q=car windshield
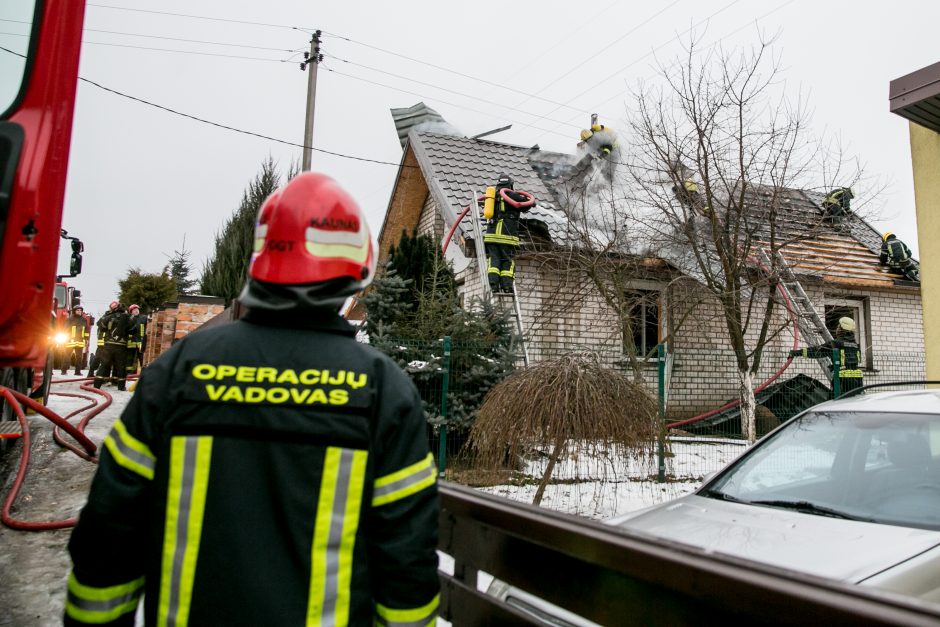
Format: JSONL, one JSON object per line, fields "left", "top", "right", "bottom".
{"left": 703, "top": 411, "right": 940, "bottom": 531}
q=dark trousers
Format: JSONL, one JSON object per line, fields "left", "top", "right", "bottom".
{"left": 486, "top": 242, "right": 517, "bottom": 293}
{"left": 64, "top": 346, "right": 86, "bottom": 374}
{"left": 94, "top": 344, "right": 127, "bottom": 389}
{"left": 834, "top": 376, "right": 863, "bottom": 399}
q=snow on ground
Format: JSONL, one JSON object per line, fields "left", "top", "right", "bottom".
{"left": 480, "top": 437, "right": 749, "bottom": 519}
{"left": 0, "top": 376, "right": 131, "bottom": 627}
{"left": 1, "top": 376, "right": 749, "bottom": 625}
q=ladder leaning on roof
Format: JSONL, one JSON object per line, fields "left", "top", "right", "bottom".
{"left": 448, "top": 192, "right": 529, "bottom": 367}
{"left": 755, "top": 247, "right": 833, "bottom": 378}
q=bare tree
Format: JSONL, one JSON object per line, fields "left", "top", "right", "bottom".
{"left": 623, "top": 36, "right": 863, "bottom": 441}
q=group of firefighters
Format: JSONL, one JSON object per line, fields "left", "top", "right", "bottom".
{"left": 56, "top": 301, "right": 148, "bottom": 390}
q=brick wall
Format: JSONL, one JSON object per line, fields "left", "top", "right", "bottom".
{"left": 414, "top": 195, "right": 926, "bottom": 420}
{"left": 142, "top": 297, "right": 225, "bottom": 365}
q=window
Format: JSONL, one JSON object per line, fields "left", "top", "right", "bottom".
{"left": 0, "top": 0, "right": 38, "bottom": 117}
{"left": 629, "top": 290, "right": 661, "bottom": 358}
{"left": 824, "top": 297, "right": 870, "bottom": 368}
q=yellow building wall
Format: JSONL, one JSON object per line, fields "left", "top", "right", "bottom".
{"left": 910, "top": 122, "right": 940, "bottom": 378}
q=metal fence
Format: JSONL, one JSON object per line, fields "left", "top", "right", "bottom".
{"left": 383, "top": 336, "right": 927, "bottom": 492}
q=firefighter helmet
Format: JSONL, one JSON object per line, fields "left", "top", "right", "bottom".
{"left": 882, "top": 231, "right": 894, "bottom": 242}
{"left": 495, "top": 173, "right": 514, "bottom": 190}
{"left": 128, "top": 304, "right": 140, "bottom": 314}
{"left": 838, "top": 317, "right": 856, "bottom": 333}
{"left": 72, "top": 305, "right": 83, "bottom": 314}
{"left": 249, "top": 172, "right": 375, "bottom": 291}
{"left": 109, "top": 300, "right": 119, "bottom": 311}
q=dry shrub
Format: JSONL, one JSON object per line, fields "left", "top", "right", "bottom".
{"left": 468, "top": 353, "right": 659, "bottom": 504}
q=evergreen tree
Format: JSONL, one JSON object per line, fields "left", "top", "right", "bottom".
{"left": 364, "top": 237, "right": 514, "bottom": 434}
{"left": 118, "top": 268, "right": 177, "bottom": 312}
{"left": 165, "top": 237, "right": 197, "bottom": 297}
{"left": 200, "top": 158, "right": 281, "bottom": 304}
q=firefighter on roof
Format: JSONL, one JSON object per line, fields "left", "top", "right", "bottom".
{"left": 483, "top": 173, "right": 536, "bottom": 294}
{"left": 66, "top": 172, "right": 440, "bottom": 627}
{"left": 880, "top": 231, "right": 920, "bottom": 282}
{"left": 821, "top": 187, "right": 854, "bottom": 223}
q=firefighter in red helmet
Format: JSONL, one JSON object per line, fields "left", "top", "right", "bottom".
{"left": 66, "top": 173, "right": 439, "bottom": 626}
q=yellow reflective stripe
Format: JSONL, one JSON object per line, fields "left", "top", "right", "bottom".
{"left": 158, "top": 436, "right": 213, "bottom": 627}
{"left": 372, "top": 453, "right": 436, "bottom": 507}
{"left": 65, "top": 573, "right": 144, "bottom": 624}
{"left": 104, "top": 419, "right": 156, "bottom": 480}
{"left": 376, "top": 594, "right": 440, "bottom": 627}
{"left": 336, "top": 450, "right": 367, "bottom": 625}
{"left": 307, "top": 447, "right": 368, "bottom": 626}
{"left": 307, "top": 448, "right": 340, "bottom": 626}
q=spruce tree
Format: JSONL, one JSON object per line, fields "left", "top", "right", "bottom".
{"left": 200, "top": 158, "right": 280, "bottom": 304}
{"left": 165, "top": 237, "right": 197, "bottom": 297}
{"left": 364, "top": 234, "right": 514, "bottom": 434}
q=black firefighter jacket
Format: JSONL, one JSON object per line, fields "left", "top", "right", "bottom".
{"left": 483, "top": 189, "right": 533, "bottom": 247}
{"left": 66, "top": 308, "right": 440, "bottom": 626}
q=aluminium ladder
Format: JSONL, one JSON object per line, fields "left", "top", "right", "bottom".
{"left": 756, "top": 247, "right": 833, "bottom": 377}
{"left": 466, "top": 192, "right": 530, "bottom": 367}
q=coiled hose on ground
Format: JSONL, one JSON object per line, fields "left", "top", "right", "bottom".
{"left": 0, "top": 376, "right": 122, "bottom": 530}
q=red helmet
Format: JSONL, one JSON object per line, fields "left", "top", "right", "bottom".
{"left": 249, "top": 172, "right": 375, "bottom": 289}
{"left": 128, "top": 304, "right": 140, "bottom": 313}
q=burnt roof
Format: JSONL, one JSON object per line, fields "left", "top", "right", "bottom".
{"left": 401, "top": 131, "right": 915, "bottom": 291}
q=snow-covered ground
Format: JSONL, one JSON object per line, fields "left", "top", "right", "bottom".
{"left": 479, "top": 437, "right": 749, "bottom": 519}
{"left": 0, "top": 378, "right": 747, "bottom": 625}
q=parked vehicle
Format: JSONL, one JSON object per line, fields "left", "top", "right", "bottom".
{"left": 612, "top": 388, "right": 940, "bottom": 602}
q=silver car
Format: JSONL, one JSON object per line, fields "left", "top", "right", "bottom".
{"left": 611, "top": 389, "right": 940, "bottom": 602}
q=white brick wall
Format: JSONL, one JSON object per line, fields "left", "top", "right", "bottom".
{"left": 414, "top": 202, "right": 925, "bottom": 420}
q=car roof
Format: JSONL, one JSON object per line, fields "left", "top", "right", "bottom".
{"left": 809, "top": 388, "right": 940, "bottom": 415}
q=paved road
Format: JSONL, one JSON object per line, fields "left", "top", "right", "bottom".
{"left": 0, "top": 379, "right": 131, "bottom": 627}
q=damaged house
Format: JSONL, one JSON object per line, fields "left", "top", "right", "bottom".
{"left": 371, "top": 103, "right": 925, "bottom": 428}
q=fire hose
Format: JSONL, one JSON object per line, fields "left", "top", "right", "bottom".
{"left": 0, "top": 376, "right": 123, "bottom": 531}
{"left": 665, "top": 255, "right": 801, "bottom": 430}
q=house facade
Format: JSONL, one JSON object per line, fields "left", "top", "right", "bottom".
{"left": 373, "top": 108, "right": 924, "bottom": 424}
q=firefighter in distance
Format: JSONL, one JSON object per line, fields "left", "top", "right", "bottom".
{"left": 66, "top": 172, "right": 440, "bottom": 627}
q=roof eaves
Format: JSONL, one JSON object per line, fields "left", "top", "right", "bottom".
{"left": 407, "top": 129, "right": 465, "bottom": 232}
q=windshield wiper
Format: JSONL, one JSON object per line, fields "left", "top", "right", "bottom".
{"left": 748, "top": 500, "right": 873, "bottom": 521}
{"left": 700, "top": 489, "right": 751, "bottom": 504}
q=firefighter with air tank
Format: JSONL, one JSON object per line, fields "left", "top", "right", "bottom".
{"left": 65, "top": 173, "right": 440, "bottom": 626}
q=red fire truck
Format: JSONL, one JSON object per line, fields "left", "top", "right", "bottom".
{"left": 0, "top": 0, "right": 86, "bottom": 421}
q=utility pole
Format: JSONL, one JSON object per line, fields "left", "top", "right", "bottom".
{"left": 301, "top": 30, "right": 322, "bottom": 172}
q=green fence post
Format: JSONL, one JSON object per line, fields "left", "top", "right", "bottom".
{"left": 831, "top": 347, "right": 841, "bottom": 399}
{"left": 657, "top": 343, "right": 666, "bottom": 483}
{"left": 438, "top": 336, "right": 452, "bottom": 477}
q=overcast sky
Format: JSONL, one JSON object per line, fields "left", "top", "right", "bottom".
{"left": 4, "top": 1, "right": 939, "bottom": 314}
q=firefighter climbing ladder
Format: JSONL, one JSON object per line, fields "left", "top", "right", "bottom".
{"left": 466, "top": 192, "right": 530, "bottom": 367}
{"left": 756, "top": 247, "right": 833, "bottom": 376}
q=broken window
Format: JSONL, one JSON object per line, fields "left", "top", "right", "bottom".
{"left": 629, "top": 290, "right": 661, "bottom": 358}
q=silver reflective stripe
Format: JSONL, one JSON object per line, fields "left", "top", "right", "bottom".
{"left": 67, "top": 589, "right": 140, "bottom": 613}
{"left": 372, "top": 465, "right": 435, "bottom": 505}
{"left": 166, "top": 438, "right": 198, "bottom": 625}
{"left": 159, "top": 436, "right": 212, "bottom": 627}
{"left": 321, "top": 448, "right": 354, "bottom": 624}
{"left": 307, "top": 447, "right": 367, "bottom": 625}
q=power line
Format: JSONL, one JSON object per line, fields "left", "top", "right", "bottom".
{"left": 527, "top": 0, "right": 745, "bottom": 139}
{"left": 324, "top": 54, "right": 581, "bottom": 130}
{"left": 509, "top": 0, "right": 684, "bottom": 111}
{"left": 0, "top": 18, "right": 300, "bottom": 52}
{"left": 86, "top": 3, "right": 305, "bottom": 31}
{"left": 319, "top": 29, "right": 594, "bottom": 115}
{"left": 0, "top": 44, "right": 416, "bottom": 169}
{"left": 319, "top": 63, "right": 576, "bottom": 142}
{"left": 0, "top": 32, "right": 298, "bottom": 63}
{"left": 0, "top": 32, "right": 298, "bottom": 62}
